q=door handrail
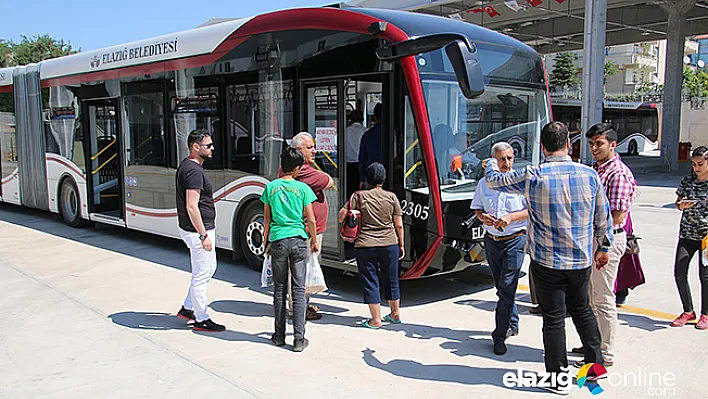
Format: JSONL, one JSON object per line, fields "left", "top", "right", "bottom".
{"left": 92, "top": 153, "right": 117, "bottom": 175}
{"left": 90, "top": 139, "right": 116, "bottom": 161}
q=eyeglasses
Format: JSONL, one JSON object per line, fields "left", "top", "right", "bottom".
{"left": 200, "top": 143, "right": 215, "bottom": 149}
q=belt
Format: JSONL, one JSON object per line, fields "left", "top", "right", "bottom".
{"left": 486, "top": 230, "right": 526, "bottom": 242}
{"left": 613, "top": 227, "right": 624, "bottom": 234}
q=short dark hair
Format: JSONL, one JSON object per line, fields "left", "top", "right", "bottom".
{"left": 280, "top": 147, "right": 304, "bottom": 173}
{"left": 373, "top": 103, "right": 382, "bottom": 120}
{"left": 541, "top": 121, "right": 569, "bottom": 152}
{"left": 350, "top": 109, "right": 364, "bottom": 124}
{"left": 187, "top": 129, "right": 211, "bottom": 149}
{"left": 585, "top": 123, "right": 618, "bottom": 142}
{"left": 366, "top": 162, "right": 386, "bottom": 186}
{"left": 692, "top": 145, "right": 708, "bottom": 159}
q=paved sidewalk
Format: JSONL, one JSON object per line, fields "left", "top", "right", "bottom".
{"left": 0, "top": 192, "right": 705, "bottom": 398}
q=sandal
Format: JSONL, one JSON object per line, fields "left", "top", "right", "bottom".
{"left": 306, "top": 307, "right": 322, "bottom": 320}
{"left": 383, "top": 314, "right": 402, "bottom": 324}
{"left": 308, "top": 305, "right": 320, "bottom": 313}
{"left": 360, "top": 319, "right": 381, "bottom": 329}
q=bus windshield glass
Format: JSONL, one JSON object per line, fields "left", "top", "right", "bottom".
{"left": 417, "top": 45, "right": 549, "bottom": 196}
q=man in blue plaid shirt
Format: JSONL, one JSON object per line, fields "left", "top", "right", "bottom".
{"left": 484, "top": 121, "right": 613, "bottom": 386}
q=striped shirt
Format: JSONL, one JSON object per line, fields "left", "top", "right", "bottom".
{"left": 593, "top": 154, "right": 636, "bottom": 229}
{"left": 485, "top": 155, "right": 613, "bottom": 270}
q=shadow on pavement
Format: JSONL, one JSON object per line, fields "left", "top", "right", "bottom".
{"left": 618, "top": 312, "right": 669, "bottom": 332}
{"left": 0, "top": 203, "right": 496, "bottom": 308}
{"left": 361, "top": 348, "right": 542, "bottom": 392}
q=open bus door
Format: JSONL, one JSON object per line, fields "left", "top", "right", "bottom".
{"left": 82, "top": 98, "right": 125, "bottom": 226}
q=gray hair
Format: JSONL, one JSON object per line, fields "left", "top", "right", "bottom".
{"left": 291, "top": 132, "right": 314, "bottom": 148}
{"left": 491, "top": 141, "right": 513, "bottom": 157}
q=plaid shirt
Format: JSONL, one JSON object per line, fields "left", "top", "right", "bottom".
{"left": 593, "top": 154, "right": 636, "bottom": 229}
{"left": 485, "top": 155, "right": 613, "bottom": 270}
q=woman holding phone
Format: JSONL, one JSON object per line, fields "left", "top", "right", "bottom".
{"left": 671, "top": 146, "right": 708, "bottom": 329}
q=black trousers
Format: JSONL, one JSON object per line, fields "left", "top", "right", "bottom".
{"left": 674, "top": 238, "right": 708, "bottom": 315}
{"left": 346, "top": 162, "right": 360, "bottom": 200}
{"left": 531, "top": 260, "right": 603, "bottom": 373}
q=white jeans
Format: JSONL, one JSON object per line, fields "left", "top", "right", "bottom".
{"left": 590, "top": 232, "right": 627, "bottom": 363}
{"left": 180, "top": 228, "right": 217, "bottom": 322}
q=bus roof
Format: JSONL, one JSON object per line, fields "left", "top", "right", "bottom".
{"left": 3, "top": 7, "right": 539, "bottom": 84}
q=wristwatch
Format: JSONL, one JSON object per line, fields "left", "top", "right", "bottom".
{"left": 199, "top": 234, "right": 208, "bottom": 242}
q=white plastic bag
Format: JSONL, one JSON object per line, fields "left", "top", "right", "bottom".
{"left": 305, "top": 249, "right": 327, "bottom": 294}
{"left": 261, "top": 254, "right": 273, "bottom": 288}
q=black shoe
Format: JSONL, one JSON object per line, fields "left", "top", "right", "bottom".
{"left": 193, "top": 319, "right": 225, "bottom": 332}
{"left": 574, "top": 359, "right": 612, "bottom": 369}
{"left": 570, "top": 346, "right": 585, "bottom": 355}
{"left": 270, "top": 333, "right": 285, "bottom": 347}
{"left": 293, "top": 338, "right": 309, "bottom": 352}
{"left": 540, "top": 384, "right": 570, "bottom": 396}
{"left": 177, "top": 306, "right": 195, "bottom": 321}
{"left": 529, "top": 305, "right": 542, "bottom": 315}
{"left": 493, "top": 338, "right": 507, "bottom": 355}
{"left": 506, "top": 327, "right": 519, "bottom": 339}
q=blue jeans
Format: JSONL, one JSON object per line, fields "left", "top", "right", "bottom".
{"left": 355, "top": 245, "right": 400, "bottom": 304}
{"left": 271, "top": 237, "right": 308, "bottom": 340}
{"left": 484, "top": 234, "right": 526, "bottom": 341}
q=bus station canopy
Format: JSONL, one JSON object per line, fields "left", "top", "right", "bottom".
{"left": 347, "top": 0, "right": 708, "bottom": 54}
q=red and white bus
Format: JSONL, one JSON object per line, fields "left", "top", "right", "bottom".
{"left": 0, "top": 6, "right": 550, "bottom": 278}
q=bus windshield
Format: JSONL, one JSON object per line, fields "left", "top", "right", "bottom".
{"left": 417, "top": 47, "right": 549, "bottom": 196}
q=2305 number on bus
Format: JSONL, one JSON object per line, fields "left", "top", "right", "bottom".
{"left": 401, "top": 200, "right": 429, "bottom": 220}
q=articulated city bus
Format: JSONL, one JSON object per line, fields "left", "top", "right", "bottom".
{"left": 551, "top": 98, "right": 660, "bottom": 158}
{"left": 0, "top": 7, "right": 549, "bottom": 278}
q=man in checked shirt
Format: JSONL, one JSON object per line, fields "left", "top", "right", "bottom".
{"left": 484, "top": 121, "right": 613, "bottom": 394}
{"left": 570, "top": 123, "right": 636, "bottom": 368}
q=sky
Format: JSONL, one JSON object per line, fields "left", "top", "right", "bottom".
{"left": 1, "top": 0, "right": 332, "bottom": 52}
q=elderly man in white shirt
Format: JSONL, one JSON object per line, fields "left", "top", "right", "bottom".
{"left": 471, "top": 141, "right": 529, "bottom": 356}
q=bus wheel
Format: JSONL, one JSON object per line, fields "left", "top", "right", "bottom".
{"left": 628, "top": 139, "right": 638, "bottom": 156}
{"left": 239, "top": 201, "right": 265, "bottom": 270}
{"left": 59, "top": 179, "right": 84, "bottom": 227}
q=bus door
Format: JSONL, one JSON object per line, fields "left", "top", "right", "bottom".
{"left": 301, "top": 75, "right": 390, "bottom": 262}
{"left": 82, "top": 98, "right": 125, "bottom": 225}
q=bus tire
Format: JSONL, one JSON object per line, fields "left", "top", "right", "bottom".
{"left": 628, "top": 139, "right": 638, "bottom": 156}
{"left": 239, "top": 201, "right": 265, "bottom": 270}
{"left": 59, "top": 179, "right": 86, "bottom": 227}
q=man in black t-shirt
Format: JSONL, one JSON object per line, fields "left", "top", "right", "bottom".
{"left": 175, "top": 129, "right": 225, "bottom": 332}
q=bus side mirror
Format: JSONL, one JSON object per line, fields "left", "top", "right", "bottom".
{"left": 375, "top": 34, "right": 485, "bottom": 100}
{"left": 445, "top": 40, "right": 485, "bottom": 99}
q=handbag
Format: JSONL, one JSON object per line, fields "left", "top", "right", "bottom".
{"left": 340, "top": 191, "right": 361, "bottom": 243}
{"left": 625, "top": 234, "right": 641, "bottom": 256}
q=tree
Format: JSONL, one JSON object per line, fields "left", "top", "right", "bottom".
{"left": 683, "top": 66, "right": 708, "bottom": 98}
{"left": 10, "top": 34, "right": 77, "bottom": 66}
{"left": 0, "top": 39, "right": 11, "bottom": 68}
{"left": 604, "top": 60, "right": 619, "bottom": 85}
{"left": 550, "top": 52, "right": 579, "bottom": 91}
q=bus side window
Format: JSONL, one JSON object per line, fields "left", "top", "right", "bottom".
{"left": 124, "top": 80, "right": 167, "bottom": 167}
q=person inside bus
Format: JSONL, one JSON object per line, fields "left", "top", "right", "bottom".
{"left": 261, "top": 147, "right": 319, "bottom": 352}
{"left": 338, "top": 162, "right": 404, "bottom": 329}
{"left": 290, "top": 132, "right": 334, "bottom": 320}
{"left": 358, "top": 103, "right": 383, "bottom": 189}
{"left": 470, "top": 141, "right": 528, "bottom": 355}
{"left": 346, "top": 109, "right": 366, "bottom": 198}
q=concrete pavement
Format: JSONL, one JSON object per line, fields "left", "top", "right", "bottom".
{"left": 0, "top": 163, "right": 706, "bottom": 398}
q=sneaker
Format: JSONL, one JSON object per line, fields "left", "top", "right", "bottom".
{"left": 506, "top": 327, "right": 519, "bottom": 339}
{"left": 573, "top": 360, "right": 613, "bottom": 369}
{"left": 670, "top": 312, "right": 696, "bottom": 327}
{"left": 493, "top": 338, "right": 507, "bottom": 355}
{"left": 177, "top": 306, "right": 195, "bottom": 321}
{"left": 193, "top": 319, "right": 226, "bottom": 332}
{"left": 293, "top": 338, "right": 309, "bottom": 352}
{"left": 540, "top": 384, "right": 570, "bottom": 396}
{"left": 696, "top": 315, "right": 708, "bottom": 330}
{"left": 270, "top": 333, "right": 285, "bottom": 347}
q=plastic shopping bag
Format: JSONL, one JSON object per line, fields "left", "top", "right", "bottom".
{"left": 261, "top": 254, "right": 273, "bottom": 288}
{"left": 305, "top": 249, "right": 328, "bottom": 295}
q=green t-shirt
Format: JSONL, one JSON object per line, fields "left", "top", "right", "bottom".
{"left": 260, "top": 178, "right": 317, "bottom": 242}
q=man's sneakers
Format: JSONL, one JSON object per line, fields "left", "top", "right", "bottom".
{"left": 506, "top": 327, "right": 519, "bottom": 339}
{"left": 193, "top": 319, "right": 226, "bottom": 332}
{"left": 270, "top": 333, "right": 286, "bottom": 347}
{"left": 293, "top": 338, "right": 309, "bottom": 352}
{"left": 177, "top": 306, "right": 195, "bottom": 321}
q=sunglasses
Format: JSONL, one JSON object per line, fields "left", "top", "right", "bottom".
{"left": 200, "top": 143, "right": 215, "bottom": 149}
